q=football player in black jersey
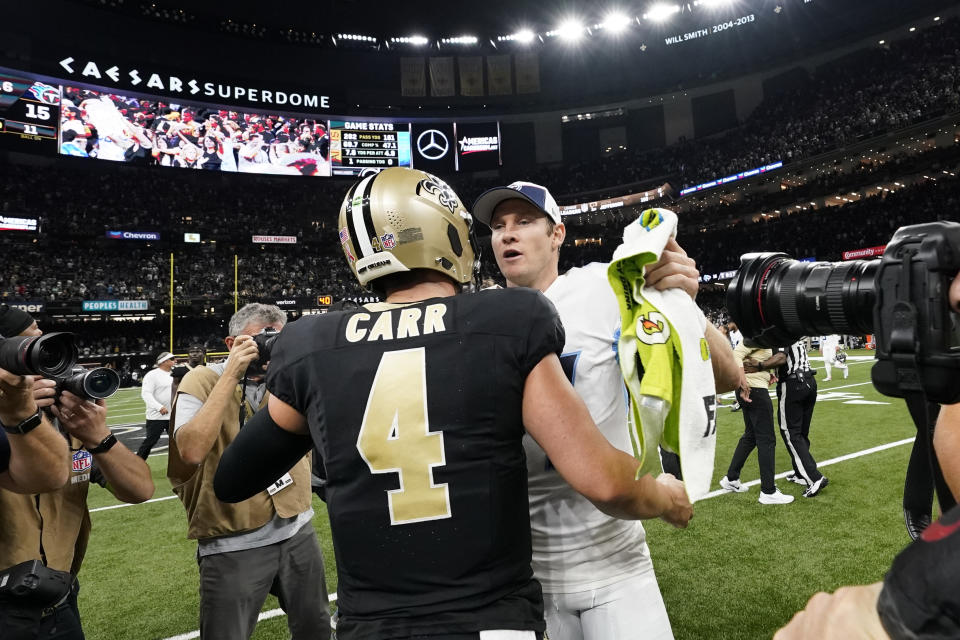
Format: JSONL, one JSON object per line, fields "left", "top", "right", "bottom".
{"left": 215, "top": 167, "right": 693, "bottom": 640}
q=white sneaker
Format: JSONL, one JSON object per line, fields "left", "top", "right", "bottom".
{"left": 759, "top": 488, "right": 794, "bottom": 505}
{"left": 720, "top": 476, "right": 748, "bottom": 493}
{"left": 823, "top": 377, "right": 832, "bottom": 382}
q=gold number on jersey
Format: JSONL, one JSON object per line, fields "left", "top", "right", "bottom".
{"left": 356, "top": 347, "right": 451, "bottom": 525}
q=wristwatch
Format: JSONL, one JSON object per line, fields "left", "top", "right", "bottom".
{"left": 0, "top": 409, "right": 43, "bottom": 435}
{"left": 88, "top": 433, "right": 118, "bottom": 455}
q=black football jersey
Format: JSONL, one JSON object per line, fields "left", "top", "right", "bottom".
{"left": 267, "top": 287, "right": 564, "bottom": 638}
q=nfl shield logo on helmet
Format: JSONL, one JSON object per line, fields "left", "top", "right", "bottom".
{"left": 381, "top": 233, "right": 397, "bottom": 250}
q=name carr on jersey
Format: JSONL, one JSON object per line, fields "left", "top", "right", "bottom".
{"left": 345, "top": 303, "right": 450, "bottom": 343}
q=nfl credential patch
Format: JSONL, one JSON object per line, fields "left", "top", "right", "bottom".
{"left": 73, "top": 449, "right": 92, "bottom": 473}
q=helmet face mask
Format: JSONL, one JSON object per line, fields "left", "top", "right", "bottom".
{"left": 337, "top": 168, "right": 480, "bottom": 292}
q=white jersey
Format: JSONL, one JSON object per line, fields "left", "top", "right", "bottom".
{"left": 526, "top": 263, "right": 651, "bottom": 594}
{"left": 820, "top": 335, "right": 840, "bottom": 361}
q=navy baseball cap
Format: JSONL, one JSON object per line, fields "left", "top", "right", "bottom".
{"left": 472, "top": 181, "right": 562, "bottom": 228}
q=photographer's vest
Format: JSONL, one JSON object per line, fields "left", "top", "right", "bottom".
{"left": 0, "top": 436, "right": 91, "bottom": 574}
{"left": 167, "top": 366, "right": 311, "bottom": 541}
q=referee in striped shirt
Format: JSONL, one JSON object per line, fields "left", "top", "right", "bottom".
{"left": 747, "top": 340, "right": 828, "bottom": 497}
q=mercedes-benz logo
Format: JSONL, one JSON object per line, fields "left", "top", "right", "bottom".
{"left": 417, "top": 129, "right": 449, "bottom": 161}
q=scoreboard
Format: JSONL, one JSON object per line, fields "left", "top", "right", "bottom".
{"left": 0, "top": 64, "right": 502, "bottom": 177}
{"left": 0, "top": 71, "right": 59, "bottom": 154}
{"left": 328, "top": 120, "right": 411, "bottom": 177}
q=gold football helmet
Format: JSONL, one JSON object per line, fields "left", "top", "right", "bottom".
{"left": 337, "top": 167, "right": 479, "bottom": 289}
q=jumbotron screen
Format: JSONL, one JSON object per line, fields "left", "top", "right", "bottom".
{"left": 0, "top": 64, "right": 499, "bottom": 178}
{"left": 0, "top": 72, "right": 60, "bottom": 154}
{"left": 327, "top": 120, "right": 411, "bottom": 177}
{"left": 59, "top": 86, "right": 332, "bottom": 176}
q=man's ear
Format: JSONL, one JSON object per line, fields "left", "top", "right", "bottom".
{"left": 552, "top": 222, "right": 566, "bottom": 251}
{"left": 224, "top": 336, "right": 235, "bottom": 350}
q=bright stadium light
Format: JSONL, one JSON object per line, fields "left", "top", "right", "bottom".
{"left": 551, "top": 19, "right": 585, "bottom": 41}
{"left": 644, "top": 3, "right": 681, "bottom": 21}
{"left": 694, "top": 0, "right": 735, "bottom": 7}
{"left": 441, "top": 35, "right": 479, "bottom": 45}
{"left": 601, "top": 11, "right": 632, "bottom": 33}
{"left": 391, "top": 35, "right": 429, "bottom": 45}
{"left": 515, "top": 28, "right": 536, "bottom": 43}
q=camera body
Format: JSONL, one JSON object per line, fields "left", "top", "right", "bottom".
{"left": 727, "top": 221, "right": 960, "bottom": 403}
{"left": 246, "top": 327, "right": 279, "bottom": 377}
{"left": 869, "top": 222, "right": 960, "bottom": 403}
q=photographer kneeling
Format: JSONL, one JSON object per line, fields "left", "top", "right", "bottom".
{"left": 0, "top": 306, "right": 154, "bottom": 639}
{"left": 775, "top": 269, "right": 960, "bottom": 640}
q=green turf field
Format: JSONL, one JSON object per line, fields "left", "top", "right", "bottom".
{"left": 80, "top": 351, "right": 919, "bottom": 639}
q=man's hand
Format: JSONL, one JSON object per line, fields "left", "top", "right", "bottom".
{"left": 644, "top": 237, "right": 700, "bottom": 300}
{"left": 774, "top": 583, "right": 888, "bottom": 640}
{"left": 51, "top": 391, "right": 111, "bottom": 450}
{"left": 657, "top": 473, "right": 694, "bottom": 528}
{"left": 32, "top": 377, "right": 57, "bottom": 410}
{"left": 223, "top": 335, "right": 260, "bottom": 382}
{"left": 737, "top": 371, "right": 753, "bottom": 403}
{"left": 159, "top": 407, "right": 169, "bottom": 416}
{"left": 0, "top": 368, "right": 40, "bottom": 424}
{"left": 742, "top": 358, "right": 762, "bottom": 374}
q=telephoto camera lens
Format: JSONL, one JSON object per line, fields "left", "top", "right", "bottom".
{"left": 0, "top": 333, "right": 78, "bottom": 377}
{"left": 60, "top": 367, "right": 121, "bottom": 399}
{"left": 726, "top": 253, "right": 878, "bottom": 347}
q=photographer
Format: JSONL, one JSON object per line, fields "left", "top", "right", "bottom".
{"left": 0, "top": 367, "right": 69, "bottom": 494}
{"left": 167, "top": 303, "right": 328, "bottom": 640}
{"left": 775, "top": 270, "right": 960, "bottom": 639}
{"left": 0, "top": 307, "right": 154, "bottom": 639}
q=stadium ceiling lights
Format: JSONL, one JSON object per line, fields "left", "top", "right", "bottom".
{"left": 497, "top": 28, "right": 537, "bottom": 43}
{"left": 644, "top": 3, "right": 681, "bottom": 22}
{"left": 338, "top": 33, "right": 377, "bottom": 42}
{"left": 693, "top": 0, "right": 735, "bottom": 7}
{"left": 440, "top": 35, "right": 479, "bottom": 45}
{"left": 547, "top": 19, "right": 587, "bottom": 41}
{"left": 598, "top": 11, "right": 633, "bottom": 33}
{"left": 391, "top": 35, "right": 430, "bottom": 45}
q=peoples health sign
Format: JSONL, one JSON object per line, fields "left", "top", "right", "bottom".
{"left": 82, "top": 300, "right": 149, "bottom": 312}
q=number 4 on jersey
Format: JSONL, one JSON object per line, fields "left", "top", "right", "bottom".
{"left": 356, "top": 347, "right": 452, "bottom": 525}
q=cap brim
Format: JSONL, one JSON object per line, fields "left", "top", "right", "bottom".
{"left": 157, "top": 354, "right": 175, "bottom": 364}
{"left": 472, "top": 187, "right": 556, "bottom": 228}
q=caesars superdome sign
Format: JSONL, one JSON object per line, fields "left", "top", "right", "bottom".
{"left": 54, "top": 55, "right": 332, "bottom": 111}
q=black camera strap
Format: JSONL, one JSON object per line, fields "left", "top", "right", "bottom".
{"left": 902, "top": 395, "right": 956, "bottom": 540}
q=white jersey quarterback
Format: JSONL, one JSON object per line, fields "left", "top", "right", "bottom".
{"left": 525, "top": 263, "right": 653, "bottom": 593}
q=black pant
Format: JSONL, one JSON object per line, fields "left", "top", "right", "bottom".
{"left": 0, "top": 576, "right": 84, "bottom": 639}
{"left": 136, "top": 419, "right": 168, "bottom": 459}
{"left": 726, "top": 387, "right": 777, "bottom": 493}
{"left": 777, "top": 375, "right": 823, "bottom": 484}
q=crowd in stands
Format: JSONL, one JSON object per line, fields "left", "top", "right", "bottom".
{"left": 1, "top": 18, "right": 958, "bottom": 357}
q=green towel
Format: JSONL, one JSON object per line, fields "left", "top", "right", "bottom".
{"left": 608, "top": 208, "right": 718, "bottom": 501}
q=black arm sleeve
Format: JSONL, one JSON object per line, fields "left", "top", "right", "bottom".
{"left": 214, "top": 406, "right": 313, "bottom": 503}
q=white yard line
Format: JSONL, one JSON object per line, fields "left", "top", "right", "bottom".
{"left": 700, "top": 436, "right": 915, "bottom": 500}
